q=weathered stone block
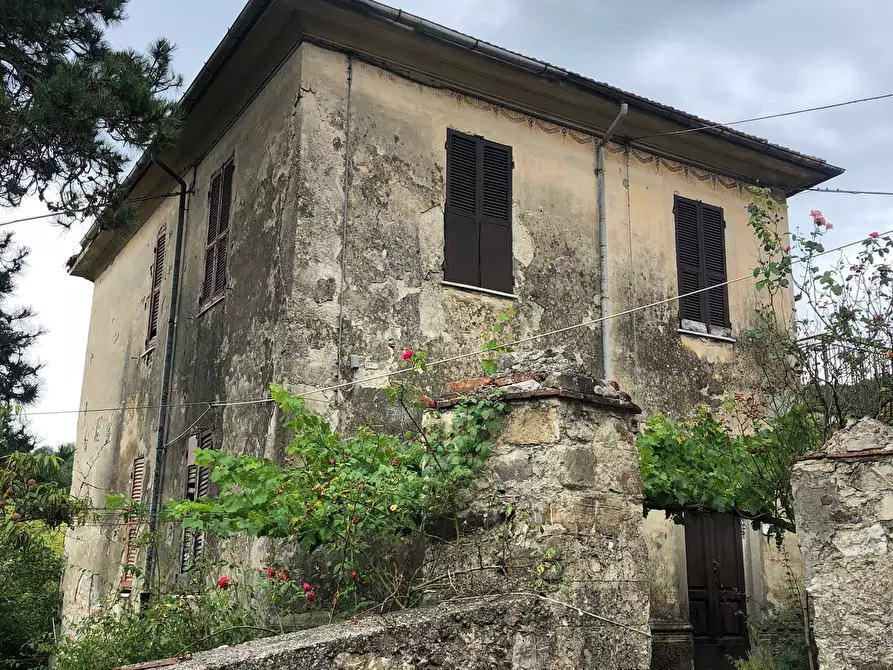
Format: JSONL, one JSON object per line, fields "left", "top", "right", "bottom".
{"left": 502, "top": 404, "right": 559, "bottom": 445}
{"left": 792, "top": 419, "right": 893, "bottom": 670}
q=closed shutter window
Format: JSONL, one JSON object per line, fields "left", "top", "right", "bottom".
{"left": 444, "top": 129, "right": 513, "bottom": 293}
{"left": 146, "top": 231, "right": 165, "bottom": 345}
{"left": 201, "top": 160, "right": 234, "bottom": 305}
{"left": 120, "top": 456, "right": 146, "bottom": 590}
{"left": 180, "top": 431, "right": 213, "bottom": 573}
{"left": 674, "top": 195, "right": 730, "bottom": 330}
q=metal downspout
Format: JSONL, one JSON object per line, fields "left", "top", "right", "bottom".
{"left": 144, "top": 160, "right": 188, "bottom": 594}
{"left": 597, "top": 103, "right": 628, "bottom": 380}
{"left": 335, "top": 57, "right": 353, "bottom": 382}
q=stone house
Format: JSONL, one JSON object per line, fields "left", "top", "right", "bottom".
{"left": 62, "top": 1, "right": 843, "bottom": 669}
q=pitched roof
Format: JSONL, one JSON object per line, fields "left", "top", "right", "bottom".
{"left": 70, "top": 0, "right": 844, "bottom": 279}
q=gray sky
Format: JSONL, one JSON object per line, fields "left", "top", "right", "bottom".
{"left": 11, "top": 0, "right": 893, "bottom": 445}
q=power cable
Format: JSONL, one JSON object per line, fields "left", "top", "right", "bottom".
{"left": 0, "top": 191, "right": 190, "bottom": 227}
{"left": 22, "top": 228, "right": 893, "bottom": 418}
{"left": 634, "top": 91, "right": 893, "bottom": 140}
{"left": 802, "top": 187, "right": 893, "bottom": 197}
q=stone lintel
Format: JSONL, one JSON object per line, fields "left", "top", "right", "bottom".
{"left": 439, "top": 375, "right": 641, "bottom": 414}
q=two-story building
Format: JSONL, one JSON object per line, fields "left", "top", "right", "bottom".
{"left": 62, "top": 2, "right": 843, "bottom": 669}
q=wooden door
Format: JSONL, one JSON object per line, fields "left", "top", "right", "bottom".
{"left": 685, "top": 513, "right": 749, "bottom": 669}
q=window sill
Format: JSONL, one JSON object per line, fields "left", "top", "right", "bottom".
{"left": 678, "top": 329, "right": 736, "bottom": 344}
{"left": 441, "top": 280, "right": 518, "bottom": 300}
{"left": 197, "top": 294, "right": 225, "bottom": 318}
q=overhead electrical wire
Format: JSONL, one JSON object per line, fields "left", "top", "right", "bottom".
{"left": 21, "top": 227, "right": 893, "bottom": 420}
{"left": 634, "top": 91, "right": 893, "bottom": 140}
{"left": 0, "top": 191, "right": 190, "bottom": 227}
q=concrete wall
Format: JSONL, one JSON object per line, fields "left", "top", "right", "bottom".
{"left": 64, "top": 39, "right": 795, "bottom": 642}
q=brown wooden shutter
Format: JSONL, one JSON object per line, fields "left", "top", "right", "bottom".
{"left": 180, "top": 432, "right": 213, "bottom": 572}
{"left": 215, "top": 163, "right": 234, "bottom": 295}
{"left": 480, "top": 141, "right": 512, "bottom": 293}
{"left": 121, "top": 456, "right": 146, "bottom": 590}
{"left": 674, "top": 196, "right": 729, "bottom": 329}
{"left": 444, "top": 130, "right": 513, "bottom": 292}
{"left": 444, "top": 130, "right": 480, "bottom": 286}
{"left": 202, "top": 171, "right": 222, "bottom": 304}
{"left": 147, "top": 232, "right": 165, "bottom": 344}
{"left": 201, "top": 160, "right": 233, "bottom": 305}
{"left": 675, "top": 197, "right": 704, "bottom": 323}
{"left": 701, "top": 204, "right": 729, "bottom": 328}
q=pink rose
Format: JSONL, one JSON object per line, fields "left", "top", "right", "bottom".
{"left": 870, "top": 232, "right": 880, "bottom": 239}
{"left": 391, "top": 458, "right": 398, "bottom": 467}
{"left": 401, "top": 349, "right": 413, "bottom": 361}
{"left": 303, "top": 582, "right": 312, "bottom": 591}
{"left": 825, "top": 223, "right": 833, "bottom": 230}
{"left": 784, "top": 245, "right": 791, "bottom": 253}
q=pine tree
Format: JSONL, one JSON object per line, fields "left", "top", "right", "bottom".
{"left": 0, "top": 0, "right": 182, "bottom": 227}
{"left": 0, "top": 232, "right": 41, "bottom": 456}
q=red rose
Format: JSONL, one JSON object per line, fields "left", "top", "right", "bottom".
{"left": 217, "top": 576, "right": 230, "bottom": 589}
{"left": 303, "top": 582, "right": 312, "bottom": 591}
{"left": 350, "top": 570, "right": 357, "bottom": 580}
{"left": 306, "top": 591, "right": 316, "bottom": 601}
{"left": 391, "top": 458, "right": 398, "bottom": 467}
{"left": 26, "top": 479, "right": 36, "bottom": 488}
{"left": 401, "top": 349, "right": 413, "bottom": 361}
{"left": 353, "top": 515, "right": 360, "bottom": 525}
{"left": 266, "top": 567, "right": 276, "bottom": 579}
{"left": 278, "top": 571, "right": 288, "bottom": 582}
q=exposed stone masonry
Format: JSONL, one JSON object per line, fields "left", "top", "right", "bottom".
{"left": 165, "top": 354, "right": 651, "bottom": 670}
{"left": 791, "top": 418, "right": 893, "bottom": 670}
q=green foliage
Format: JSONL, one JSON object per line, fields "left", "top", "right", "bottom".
{"left": 637, "top": 399, "right": 819, "bottom": 535}
{"left": 0, "top": 528, "right": 63, "bottom": 669}
{"left": 167, "top": 352, "right": 509, "bottom": 609}
{"left": 49, "top": 565, "right": 307, "bottom": 670}
{"left": 747, "top": 191, "right": 893, "bottom": 438}
{"left": 480, "top": 308, "right": 516, "bottom": 376}
{"left": 641, "top": 195, "right": 893, "bottom": 533}
{"left": 0, "top": 0, "right": 183, "bottom": 227}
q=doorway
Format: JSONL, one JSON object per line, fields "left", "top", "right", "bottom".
{"left": 685, "top": 513, "right": 749, "bottom": 669}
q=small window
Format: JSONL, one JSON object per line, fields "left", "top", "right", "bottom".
{"left": 146, "top": 230, "right": 165, "bottom": 345}
{"left": 444, "top": 129, "right": 513, "bottom": 294}
{"left": 201, "top": 160, "right": 234, "bottom": 306}
{"left": 674, "top": 195, "right": 730, "bottom": 332}
{"left": 179, "top": 431, "right": 212, "bottom": 573}
{"left": 120, "top": 456, "right": 146, "bottom": 590}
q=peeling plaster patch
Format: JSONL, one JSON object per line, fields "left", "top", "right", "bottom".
{"left": 832, "top": 523, "right": 887, "bottom": 557}
{"left": 419, "top": 284, "right": 449, "bottom": 342}
{"left": 514, "top": 220, "right": 535, "bottom": 267}
{"left": 679, "top": 335, "right": 735, "bottom": 364}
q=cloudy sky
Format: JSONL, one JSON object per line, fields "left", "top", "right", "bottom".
{"left": 10, "top": 0, "right": 893, "bottom": 446}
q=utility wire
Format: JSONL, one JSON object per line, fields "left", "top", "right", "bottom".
{"left": 634, "top": 91, "right": 893, "bottom": 140}
{"left": 802, "top": 187, "right": 893, "bottom": 197}
{"left": 21, "top": 228, "right": 893, "bottom": 419}
{"left": 0, "top": 191, "right": 190, "bottom": 227}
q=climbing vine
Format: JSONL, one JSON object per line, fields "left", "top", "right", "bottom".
{"left": 638, "top": 191, "right": 893, "bottom": 536}
{"left": 167, "top": 349, "right": 510, "bottom": 611}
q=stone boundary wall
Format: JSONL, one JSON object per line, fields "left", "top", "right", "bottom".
{"left": 129, "top": 352, "right": 652, "bottom": 670}
{"left": 791, "top": 418, "right": 893, "bottom": 670}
